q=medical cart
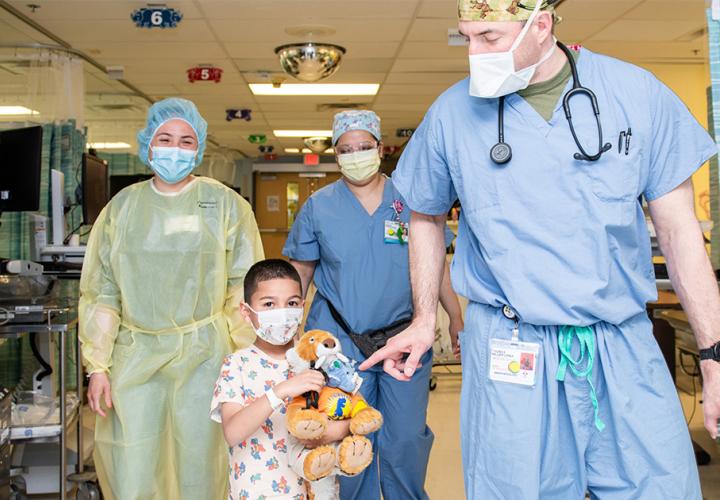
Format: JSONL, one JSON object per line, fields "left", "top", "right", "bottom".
{"left": 0, "top": 305, "right": 96, "bottom": 499}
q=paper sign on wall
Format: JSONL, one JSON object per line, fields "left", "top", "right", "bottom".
{"left": 267, "top": 195, "right": 280, "bottom": 212}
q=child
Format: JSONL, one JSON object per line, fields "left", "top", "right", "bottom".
{"left": 210, "top": 259, "right": 349, "bottom": 499}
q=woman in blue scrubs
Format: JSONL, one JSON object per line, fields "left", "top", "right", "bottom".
{"left": 283, "top": 110, "right": 463, "bottom": 500}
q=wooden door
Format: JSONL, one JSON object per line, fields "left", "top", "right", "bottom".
{"left": 254, "top": 171, "right": 342, "bottom": 259}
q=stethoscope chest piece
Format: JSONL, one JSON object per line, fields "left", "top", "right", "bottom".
{"left": 490, "top": 142, "right": 512, "bottom": 164}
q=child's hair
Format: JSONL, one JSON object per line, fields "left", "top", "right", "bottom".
{"left": 244, "top": 259, "right": 302, "bottom": 302}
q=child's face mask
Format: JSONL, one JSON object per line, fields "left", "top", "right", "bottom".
{"left": 246, "top": 305, "right": 303, "bottom": 345}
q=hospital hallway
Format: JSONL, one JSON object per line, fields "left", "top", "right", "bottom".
{"left": 3, "top": 0, "right": 720, "bottom": 497}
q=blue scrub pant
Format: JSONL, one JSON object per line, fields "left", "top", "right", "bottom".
{"left": 461, "top": 302, "right": 701, "bottom": 500}
{"left": 339, "top": 349, "right": 434, "bottom": 500}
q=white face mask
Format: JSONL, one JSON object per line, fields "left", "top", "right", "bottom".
{"left": 246, "top": 306, "right": 303, "bottom": 346}
{"left": 337, "top": 149, "right": 381, "bottom": 183}
{"left": 468, "top": 1, "right": 555, "bottom": 98}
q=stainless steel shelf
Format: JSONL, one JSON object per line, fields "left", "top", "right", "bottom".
{"left": 0, "top": 306, "right": 83, "bottom": 500}
{"left": 10, "top": 399, "right": 80, "bottom": 444}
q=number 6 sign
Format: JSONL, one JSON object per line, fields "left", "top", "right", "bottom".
{"left": 131, "top": 7, "right": 183, "bottom": 28}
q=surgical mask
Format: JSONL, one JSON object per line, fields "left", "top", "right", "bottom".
{"left": 247, "top": 306, "right": 303, "bottom": 345}
{"left": 337, "top": 149, "right": 381, "bottom": 183}
{"left": 468, "top": 1, "right": 554, "bottom": 98}
{"left": 150, "top": 146, "right": 197, "bottom": 184}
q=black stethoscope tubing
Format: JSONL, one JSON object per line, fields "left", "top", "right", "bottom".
{"left": 490, "top": 41, "right": 613, "bottom": 165}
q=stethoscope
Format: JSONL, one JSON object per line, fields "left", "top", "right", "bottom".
{"left": 490, "top": 41, "right": 613, "bottom": 165}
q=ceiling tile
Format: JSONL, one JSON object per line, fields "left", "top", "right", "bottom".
{"left": 378, "top": 83, "right": 449, "bottom": 96}
{"left": 384, "top": 71, "right": 466, "bottom": 85}
{"left": 253, "top": 94, "right": 375, "bottom": 106}
{"left": 622, "top": 1, "right": 707, "bottom": 21}
{"left": 0, "top": 11, "right": 55, "bottom": 43}
{"left": 32, "top": 19, "right": 216, "bottom": 43}
{"left": 209, "top": 18, "right": 410, "bottom": 43}
{"left": 588, "top": 20, "right": 704, "bottom": 42}
{"left": 200, "top": 0, "right": 417, "bottom": 20}
{"left": 398, "top": 42, "right": 469, "bottom": 59}
{"left": 406, "top": 18, "right": 457, "bottom": 42}
{"left": 416, "top": 2, "right": 457, "bottom": 20}
{"left": 245, "top": 72, "right": 387, "bottom": 85}
{"left": 0, "top": 19, "right": 39, "bottom": 43}
{"left": 555, "top": 20, "right": 612, "bottom": 43}
{"left": 392, "top": 58, "right": 468, "bottom": 72}
{"left": 555, "top": 1, "right": 641, "bottom": 22}
{"left": 223, "top": 41, "right": 399, "bottom": 59}
{"left": 5, "top": 1, "right": 204, "bottom": 20}
{"left": 75, "top": 42, "right": 227, "bottom": 60}
{"left": 583, "top": 40, "right": 707, "bottom": 63}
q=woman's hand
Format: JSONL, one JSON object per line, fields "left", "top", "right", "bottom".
{"left": 297, "top": 420, "right": 351, "bottom": 448}
{"left": 88, "top": 372, "right": 113, "bottom": 417}
{"left": 449, "top": 317, "right": 463, "bottom": 360}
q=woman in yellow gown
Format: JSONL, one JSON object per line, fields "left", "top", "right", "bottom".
{"left": 79, "top": 98, "right": 263, "bottom": 499}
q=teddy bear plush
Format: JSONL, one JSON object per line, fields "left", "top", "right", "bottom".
{"left": 285, "top": 330, "right": 383, "bottom": 497}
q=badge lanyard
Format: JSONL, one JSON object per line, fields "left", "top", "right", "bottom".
{"left": 392, "top": 199, "right": 406, "bottom": 244}
{"left": 384, "top": 199, "right": 408, "bottom": 245}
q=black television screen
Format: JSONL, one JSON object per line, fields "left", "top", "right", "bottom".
{"left": 109, "top": 174, "right": 152, "bottom": 198}
{"left": 82, "top": 153, "right": 109, "bottom": 225}
{"left": 0, "top": 126, "right": 43, "bottom": 213}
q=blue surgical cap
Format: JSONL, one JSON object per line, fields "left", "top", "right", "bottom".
{"left": 137, "top": 98, "right": 208, "bottom": 166}
{"left": 332, "top": 110, "right": 381, "bottom": 145}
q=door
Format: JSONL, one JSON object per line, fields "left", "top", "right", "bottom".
{"left": 254, "top": 172, "right": 341, "bottom": 259}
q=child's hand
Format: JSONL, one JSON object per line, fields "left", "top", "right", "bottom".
{"left": 298, "top": 420, "right": 351, "bottom": 448}
{"left": 275, "top": 370, "right": 325, "bottom": 400}
{"left": 323, "top": 420, "right": 351, "bottom": 442}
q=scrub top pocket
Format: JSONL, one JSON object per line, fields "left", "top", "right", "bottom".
{"left": 586, "top": 151, "right": 643, "bottom": 203}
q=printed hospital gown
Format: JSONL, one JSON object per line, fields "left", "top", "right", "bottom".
{"left": 211, "top": 346, "right": 307, "bottom": 500}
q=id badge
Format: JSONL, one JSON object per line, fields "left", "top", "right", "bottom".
{"left": 488, "top": 338, "right": 540, "bottom": 386}
{"left": 384, "top": 220, "right": 409, "bottom": 244}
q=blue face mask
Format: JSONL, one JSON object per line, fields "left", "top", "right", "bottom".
{"left": 150, "top": 146, "right": 197, "bottom": 184}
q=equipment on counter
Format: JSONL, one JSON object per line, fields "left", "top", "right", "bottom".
{"left": 0, "top": 126, "right": 43, "bottom": 215}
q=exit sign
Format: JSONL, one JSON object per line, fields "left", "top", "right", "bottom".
{"left": 304, "top": 154, "right": 320, "bottom": 166}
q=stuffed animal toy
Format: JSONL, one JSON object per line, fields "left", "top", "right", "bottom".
{"left": 286, "top": 330, "right": 383, "bottom": 498}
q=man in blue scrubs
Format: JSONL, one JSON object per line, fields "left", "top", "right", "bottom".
{"left": 284, "top": 110, "right": 464, "bottom": 500}
{"left": 362, "top": 1, "right": 720, "bottom": 498}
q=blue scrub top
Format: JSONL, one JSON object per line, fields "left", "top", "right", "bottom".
{"left": 283, "top": 177, "right": 454, "bottom": 349}
{"left": 393, "top": 48, "right": 717, "bottom": 327}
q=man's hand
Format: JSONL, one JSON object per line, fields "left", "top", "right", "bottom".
{"left": 359, "top": 320, "right": 435, "bottom": 380}
{"left": 701, "top": 360, "right": 720, "bottom": 439}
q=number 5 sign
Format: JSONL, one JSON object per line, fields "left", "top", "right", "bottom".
{"left": 187, "top": 66, "right": 223, "bottom": 83}
{"left": 131, "top": 7, "right": 183, "bottom": 28}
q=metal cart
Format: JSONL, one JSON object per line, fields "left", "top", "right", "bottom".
{"left": 0, "top": 306, "right": 96, "bottom": 499}
{"left": 429, "top": 359, "right": 461, "bottom": 391}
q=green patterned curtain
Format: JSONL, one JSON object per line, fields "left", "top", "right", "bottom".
{"left": 0, "top": 121, "right": 83, "bottom": 391}
{"left": 98, "top": 152, "right": 150, "bottom": 176}
{"left": 0, "top": 120, "right": 85, "bottom": 259}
